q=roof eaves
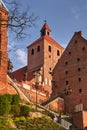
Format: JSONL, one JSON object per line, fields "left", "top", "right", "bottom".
{"left": 44, "top": 35, "right": 64, "bottom": 49}
{"left": 27, "top": 37, "right": 44, "bottom": 48}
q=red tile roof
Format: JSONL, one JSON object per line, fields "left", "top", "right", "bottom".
{"left": 40, "top": 23, "right": 51, "bottom": 32}
{"left": 44, "top": 35, "right": 64, "bottom": 49}
{"left": 27, "top": 35, "right": 64, "bottom": 50}
{"left": 11, "top": 66, "right": 34, "bottom": 82}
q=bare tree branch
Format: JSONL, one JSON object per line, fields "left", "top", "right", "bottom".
{"left": 2, "top": 0, "right": 39, "bottom": 39}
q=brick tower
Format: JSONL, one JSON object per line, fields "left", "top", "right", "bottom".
{"left": 0, "top": 1, "right": 8, "bottom": 88}
{"left": 27, "top": 21, "right": 64, "bottom": 95}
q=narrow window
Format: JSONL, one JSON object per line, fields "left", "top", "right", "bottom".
{"left": 79, "top": 88, "right": 82, "bottom": 93}
{"left": 77, "top": 58, "right": 80, "bottom": 62}
{"left": 65, "top": 61, "right": 68, "bottom": 65}
{"left": 69, "top": 51, "right": 71, "bottom": 55}
{"left": 75, "top": 40, "right": 77, "bottom": 44}
{"left": 47, "top": 32, "right": 49, "bottom": 35}
{"left": 37, "top": 45, "right": 40, "bottom": 52}
{"left": 65, "top": 71, "right": 68, "bottom": 75}
{"left": 82, "top": 47, "right": 85, "bottom": 51}
{"left": 49, "top": 67, "right": 51, "bottom": 71}
{"left": 49, "top": 55, "right": 51, "bottom": 58}
{"left": 31, "top": 49, "right": 34, "bottom": 55}
{"left": 66, "top": 80, "right": 68, "bottom": 85}
{"left": 48, "top": 45, "right": 51, "bottom": 52}
{"left": 78, "top": 77, "right": 81, "bottom": 82}
{"left": 78, "top": 68, "right": 81, "bottom": 72}
{"left": 49, "top": 67, "right": 52, "bottom": 74}
{"left": 57, "top": 50, "right": 60, "bottom": 56}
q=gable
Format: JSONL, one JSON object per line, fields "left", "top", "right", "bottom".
{"left": 53, "top": 31, "right": 87, "bottom": 75}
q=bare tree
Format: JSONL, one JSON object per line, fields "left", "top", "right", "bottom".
{"left": 0, "top": 0, "right": 38, "bottom": 73}
{"left": 2, "top": 0, "right": 38, "bottom": 39}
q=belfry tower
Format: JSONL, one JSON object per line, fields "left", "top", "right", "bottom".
{"left": 0, "top": 1, "right": 8, "bottom": 87}
{"left": 27, "top": 21, "right": 64, "bottom": 94}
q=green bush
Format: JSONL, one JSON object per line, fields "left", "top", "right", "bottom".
{"left": 0, "top": 117, "right": 17, "bottom": 130}
{"left": 0, "top": 95, "right": 11, "bottom": 115}
{"left": 11, "top": 105, "right": 20, "bottom": 116}
{"left": 5, "top": 94, "right": 13, "bottom": 103}
{"left": 11, "top": 94, "right": 20, "bottom": 105}
{"left": 0, "top": 103, "right": 11, "bottom": 115}
{"left": 20, "top": 105, "right": 30, "bottom": 116}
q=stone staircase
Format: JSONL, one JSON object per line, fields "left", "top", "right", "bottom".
{"left": 7, "top": 75, "right": 30, "bottom": 102}
{"left": 38, "top": 104, "right": 73, "bottom": 130}
{"left": 8, "top": 75, "right": 78, "bottom": 130}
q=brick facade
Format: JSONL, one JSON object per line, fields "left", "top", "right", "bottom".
{"left": 27, "top": 22, "right": 64, "bottom": 94}
{"left": 12, "top": 22, "right": 64, "bottom": 112}
{"left": 73, "top": 111, "right": 87, "bottom": 129}
{"left": 52, "top": 31, "right": 87, "bottom": 114}
{"left": 11, "top": 21, "right": 87, "bottom": 128}
{"left": 0, "top": 2, "right": 18, "bottom": 94}
{"left": 0, "top": 7, "right": 8, "bottom": 84}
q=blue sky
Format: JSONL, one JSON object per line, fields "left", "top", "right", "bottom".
{"left": 8, "top": 0, "right": 87, "bottom": 70}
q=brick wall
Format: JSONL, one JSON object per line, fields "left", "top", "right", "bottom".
{"left": 45, "top": 97, "right": 64, "bottom": 112}
{"left": 73, "top": 111, "right": 87, "bottom": 129}
{"left": 27, "top": 34, "right": 64, "bottom": 94}
{"left": 52, "top": 31, "right": 87, "bottom": 113}
{"left": 0, "top": 8, "right": 8, "bottom": 84}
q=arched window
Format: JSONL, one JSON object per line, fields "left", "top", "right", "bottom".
{"left": 57, "top": 50, "right": 60, "bottom": 56}
{"left": 37, "top": 45, "right": 40, "bottom": 52}
{"left": 48, "top": 45, "right": 51, "bottom": 52}
{"left": 31, "top": 48, "right": 34, "bottom": 55}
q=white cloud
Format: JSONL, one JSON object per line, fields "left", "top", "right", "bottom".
{"left": 15, "top": 49, "right": 27, "bottom": 65}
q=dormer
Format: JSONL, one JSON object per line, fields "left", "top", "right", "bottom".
{"left": 40, "top": 21, "right": 51, "bottom": 37}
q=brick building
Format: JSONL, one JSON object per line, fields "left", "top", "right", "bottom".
{"left": 1, "top": 0, "right": 87, "bottom": 128}
{"left": 52, "top": 31, "right": 87, "bottom": 128}
{"left": 0, "top": 1, "right": 17, "bottom": 94}
{"left": 0, "top": 1, "right": 8, "bottom": 84}
{"left": 12, "top": 21, "right": 64, "bottom": 103}
{"left": 27, "top": 21, "right": 64, "bottom": 94}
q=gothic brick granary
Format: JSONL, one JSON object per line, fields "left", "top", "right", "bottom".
{"left": 52, "top": 31, "right": 87, "bottom": 128}
{"left": 52, "top": 31, "right": 87, "bottom": 112}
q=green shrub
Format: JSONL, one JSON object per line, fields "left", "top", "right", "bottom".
{"left": 0, "top": 103, "right": 11, "bottom": 115}
{"left": 0, "top": 95, "right": 11, "bottom": 115}
{"left": 11, "top": 94, "right": 20, "bottom": 105}
{"left": 20, "top": 105, "right": 30, "bottom": 116}
{"left": 5, "top": 94, "right": 12, "bottom": 103}
{"left": 11, "top": 105, "right": 20, "bottom": 116}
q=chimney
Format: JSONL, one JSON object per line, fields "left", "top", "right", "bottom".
{"left": 75, "top": 31, "right": 82, "bottom": 36}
